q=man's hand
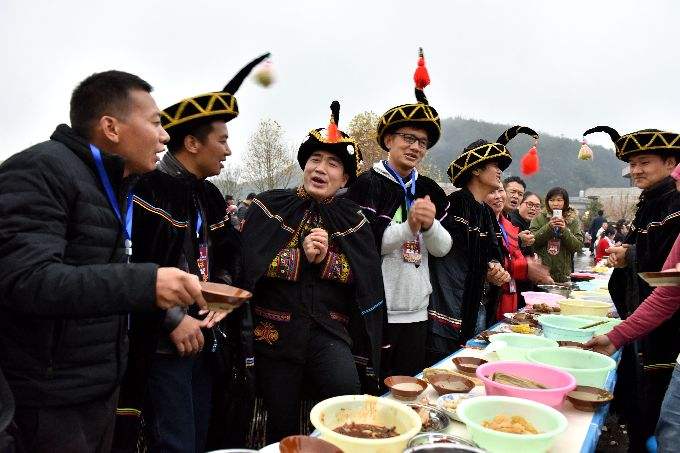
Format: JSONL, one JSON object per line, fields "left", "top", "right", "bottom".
{"left": 526, "top": 258, "right": 554, "bottom": 284}
{"left": 156, "top": 267, "right": 207, "bottom": 311}
{"left": 169, "top": 315, "right": 206, "bottom": 357}
{"left": 584, "top": 335, "right": 617, "bottom": 356}
{"left": 606, "top": 245, "right": 629, "bottom": 268}
{"left": 548, "top": 217, "right": 566, "bottom": 230}
{"left": 487, "top": 262, "right": 511, "bottom": 286}
{"left": 198, "top": 309, "right": 232, "bottom": 327}
{"left": 518, "top": 230, "right": 535, "bottom": 247}
{"left": 303, "top": 228, "right": 329, "bottom": 264}
{"left": 411, "top": 195, "right": 437, "bottom": 231}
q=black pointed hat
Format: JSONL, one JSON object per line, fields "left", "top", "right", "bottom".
{"left": 376, "top": 48, "right": 441, "bottom": 151}
{"left": 447, "top": 125, "right": 539, "bottom": 187}
{"left": 160, "top": 53, "right": 270, "bottom": 133}
{"left": 583, "top": 126, "right": 680, "bottom": 162}
{"left": 298, "top": 101, "right": 363, "bottom": 181}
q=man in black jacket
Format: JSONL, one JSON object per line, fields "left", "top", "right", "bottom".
{"left": 0, "top": 71, "right": 207, "bottom": 453}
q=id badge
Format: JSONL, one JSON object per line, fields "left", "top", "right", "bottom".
{"left": 197, "top": 243, "right": 209, "bottom": 282}
{"left": 402, "top": 238, "right": 422, "bottom": 266}
{"left": 547, "top": 238, "right": 561, "bottom": 256}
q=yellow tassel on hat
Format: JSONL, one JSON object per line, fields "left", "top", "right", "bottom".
{"left": 578, "top": 139, "right": 593, "bottom": 160}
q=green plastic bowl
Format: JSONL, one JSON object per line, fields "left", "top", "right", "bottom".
{"left": 526, "top": 347, "right": 616, "bottom": 388}
{"left": 457, "top": 395, "right": 567, "bottom": 453}
{"left": 570, "top": 315, "right": 622, "bottom": 336}
{"left": 488, "top": 333, "right": 559, "bottom": 362}
{"left": 537, "top": 314, "right": 598, "bottom": 342}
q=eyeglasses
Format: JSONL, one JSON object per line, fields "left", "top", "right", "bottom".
{"left": 523, "top": 201, "right": 541, "bottom": 209}
{"left": 393, "top": 132, "right": 429, "bottom": 149}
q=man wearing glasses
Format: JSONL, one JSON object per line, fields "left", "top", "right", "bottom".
{"left": 346, "top": 49, "right": 451, "bottom": 379}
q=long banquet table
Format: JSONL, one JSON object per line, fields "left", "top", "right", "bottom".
{"left": 383, "top": 273, "right": 619, "bottom": 453}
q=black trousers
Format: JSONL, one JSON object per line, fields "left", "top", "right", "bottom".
{"left": 255, "top": 328, "right": 360, "bottom": 444}
{"left": 13, "top": 388, "right": 118, "bottom": 453}
{"left": 382, "top": 321, "right": 428, "bottom": 378}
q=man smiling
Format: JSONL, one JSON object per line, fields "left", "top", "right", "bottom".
{"left": 347, "top": 48, "right": 451, "bottom": 378}
{"left": 121, "top": 55, "right": 270, "bottom": 452}
{"left": 584, "top": 126, "right": 680, "bottom": 451}
{"left": 241, "top": 101, "right": 383, "bottom": 443}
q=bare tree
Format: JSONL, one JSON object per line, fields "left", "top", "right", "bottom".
{"left": 241, "top": 119, "right": 296, "bottom": 192}
{"left": 348, "top": 111, "right": 382, "bottom": 172}
{"left": 210, "top": 163, "right": 243, "bottom": 200}
{"left": 601, "top": 194, "right": 637, "bottom": 221}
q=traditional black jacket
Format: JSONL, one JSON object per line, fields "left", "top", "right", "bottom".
{"left": 240, "top": 188, "right": 384, "bottom": 377}
{"left": 345, "top": 164, "right": 448, "bottom": 252}
{"left": 428, "top": 188, "right": 503, "bottom": 343}
{"left": 609, "top": 176, "right": 680, "bottom": 366}
{"left": 116, "top": 154, "right": 248, "bottom": 440}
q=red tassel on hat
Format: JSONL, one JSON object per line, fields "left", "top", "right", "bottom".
{"left": 413, "top": 47, "right": 430, "bottom": 90}
{"left": 327, "top": 119, "right": 339, "bottom": 143}
{"left": 520, "top": 143, "right": 540, "bottom": 176}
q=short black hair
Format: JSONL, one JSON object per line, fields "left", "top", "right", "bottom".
{"left": 246, "top": 192, "right": 256, "bottom": 200}
{"left": 521, "top": 191, "right": 539, "bottom": 203}
{"left": 225, "top": 195, "right": 234, "bottom": 201}
{"left": 166, "top": 119, "right": 216, "bottom": 154}
{"left": 545, "top": 187, "right": 570, "bottom": 212}
{"left": 70, "top": 70, "right": 153, "bottom": 140}
{"left": 503, "top": 176, "right": 526, "bottom": 190}
{"left": 597, "top": 210, "right": 604, "bottom": 216}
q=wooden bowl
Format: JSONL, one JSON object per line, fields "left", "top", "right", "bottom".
{"left": 199, "top": 282, "right": 252, "bottom": 310}
{"left": 428, "top": 373, "right": 475, "bottom": 396}
{"left": 452, "top": 357, "right": 488, "bottom": 374}
{"left": 566, "top": 385, "right": 613, "bottom": 411}
{"left": 279, "top": 435, "right": 342, "bottom": 453}
{"left": 384, "top": 375, "right": 428, "bottom": 399}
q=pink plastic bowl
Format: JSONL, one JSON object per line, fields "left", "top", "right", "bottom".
{"left": 476, "top": 361, "right": 576, "bottom": 409}
{"left": 521, "top": 291, "right": 566, "bottom": 307}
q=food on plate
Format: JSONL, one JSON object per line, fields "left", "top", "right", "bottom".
{"left": 569, "top": 390, "right": 610, "bottom": 401}
{"left": 531, "top": 303, "right": 561, "bottom": 314}
{"left": 333, "top": 422, "right": 398, "bottom": 438}
{"left": 491, "top": 372, "right": 547, "bottom": 389}
{"left": 509, "top": 324, "right": 538, "bottom": 334}
{"left": 482, "top": 414, "right": 540, "bottom": 434}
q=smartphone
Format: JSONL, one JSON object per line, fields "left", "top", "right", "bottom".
{"left": 552, "top": 209, "right": 562, "bottom": 219}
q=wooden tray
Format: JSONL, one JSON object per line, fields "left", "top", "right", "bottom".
{"left": 199, "top": 282, "right": 252, "bottom": 310}
{"left": 639, "top": 271, "right": 680, "bottom": 287}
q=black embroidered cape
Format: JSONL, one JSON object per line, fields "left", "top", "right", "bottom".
{"left": 428, "top": 187, "right": 503, "bottom": 343}
{"left": 607, "top": 176, "right": 680, "bottom": 449}
{"left": 114, "top": 167, "right": 248, "bottom": 451}
{"left": 345, "top": 166, "right": 448, "bottom": 252}
{"left": 240, "top": 188, "right": 385, "bottom": 378}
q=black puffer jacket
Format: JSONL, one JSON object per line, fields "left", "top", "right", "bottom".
{"left": 0, "top": 124, "right": 158, "bottom": 408}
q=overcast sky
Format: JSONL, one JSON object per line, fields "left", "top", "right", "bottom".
{"left": 2, "top": 0, "right": 679, "bottom": 165}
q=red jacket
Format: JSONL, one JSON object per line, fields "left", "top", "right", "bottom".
{"left": 496, "top": 214, "right": 528, "bottom": 320}
{"left": 595, "top": 237, "right": 613, "bottom": 262}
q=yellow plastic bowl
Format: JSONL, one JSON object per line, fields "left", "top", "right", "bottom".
{"left": 559, "top": 299, "right": 611, "bottom": 317}
{"left": 310, "top": 395, "right": 422, "bottom": 453}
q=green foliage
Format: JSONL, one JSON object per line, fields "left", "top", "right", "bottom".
{"left": 426, "top": 117, "right": 626, "bottom": 197}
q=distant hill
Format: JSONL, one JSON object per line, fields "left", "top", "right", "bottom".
{"left": 427, "top": 117, "right": 627, "bottom": 196}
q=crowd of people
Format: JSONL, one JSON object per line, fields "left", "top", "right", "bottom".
{"left": 1, "top": 50, "right": 680, "bottom": 453}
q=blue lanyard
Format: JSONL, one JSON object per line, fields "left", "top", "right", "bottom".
{"left": 382, "top": 160, "right": 416, "bottom": 209}
{"left": 498, "top": 221, "right": 509, "bottom": 247}
{"left": 196, "top": 212, "right": 203, "bottom": 238}
{"left": 89, "top": 144, "right": 133, "bottom": 254}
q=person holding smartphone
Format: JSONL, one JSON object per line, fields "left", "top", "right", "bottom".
{"left": 529, "top": 187, "right": 584, "bottom": 283}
